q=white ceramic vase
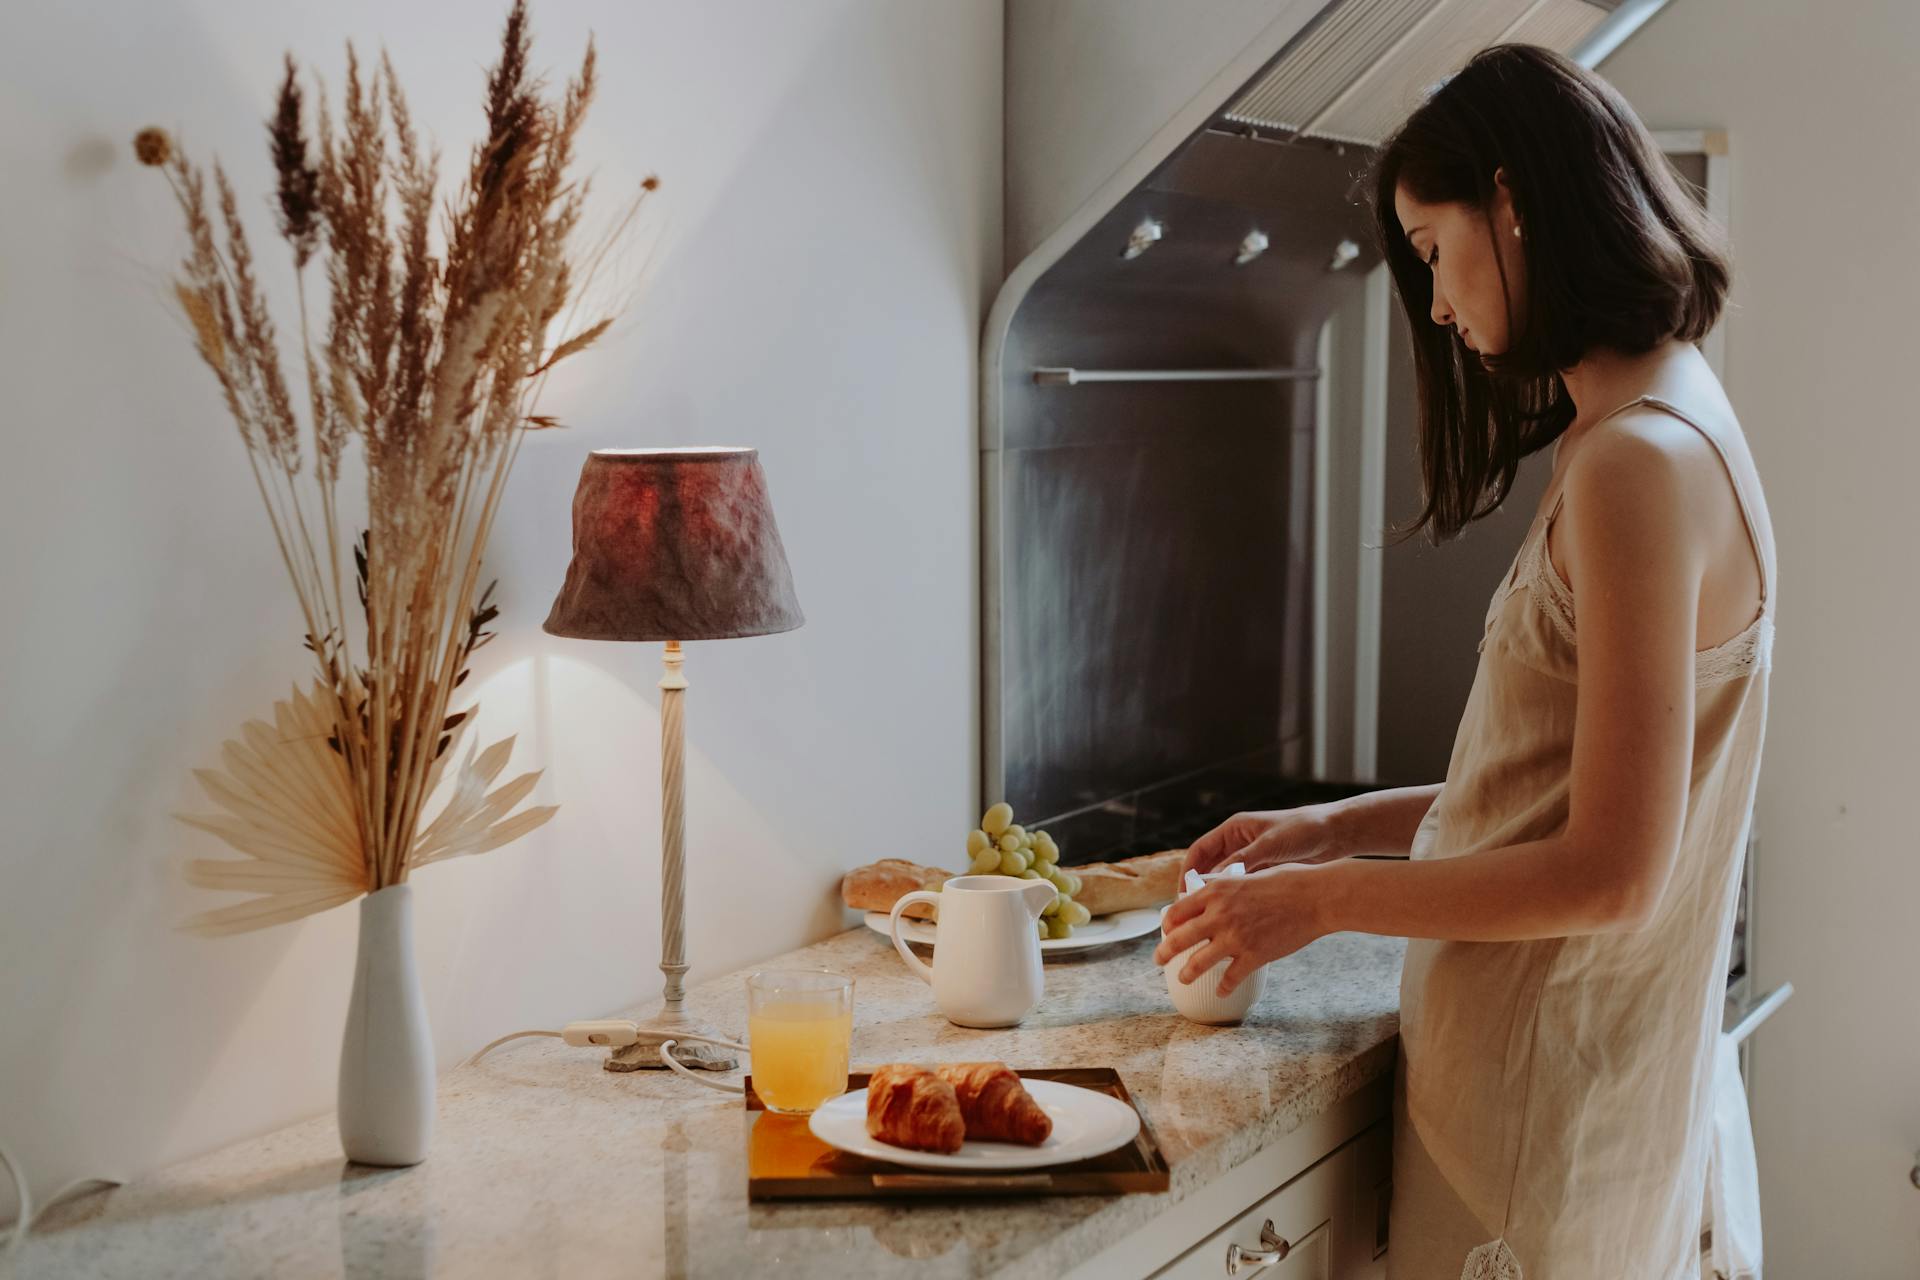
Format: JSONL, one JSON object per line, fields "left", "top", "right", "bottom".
{"left": 338, "top": 883, "right": 434, "bottom": 1166}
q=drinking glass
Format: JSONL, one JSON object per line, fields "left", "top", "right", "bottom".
{"left": 745, "top": 969, "right": 855, "bottom": 1114}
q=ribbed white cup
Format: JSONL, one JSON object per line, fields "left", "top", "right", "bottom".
{"left": 1158, "top": 901, "right": 1268, "bottom": 1024}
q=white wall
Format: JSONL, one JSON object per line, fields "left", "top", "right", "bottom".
{"left": 1599, "top": 2, "right": 1920, "bottom": 1272}
{"left": 0, "top": 0, "right": 1000, "bottom": 1217}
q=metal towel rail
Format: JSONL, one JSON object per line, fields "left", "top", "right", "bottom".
{"left": 1031, "top": 366, "right": 1321, "bottom": 386}
{"left": 1728, "top": 981, "right": 1792, "bottom": 1046}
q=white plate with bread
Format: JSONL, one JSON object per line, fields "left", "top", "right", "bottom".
{"left": 843, "top": 849, "right": 1182, "bottom": 956}
{"left": 809, "top": 1063, "right": 1142, "bottom": 1172}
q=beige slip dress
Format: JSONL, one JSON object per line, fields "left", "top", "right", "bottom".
{"left": 1385, "top": 393, "right": 1777, "bottom": 1280}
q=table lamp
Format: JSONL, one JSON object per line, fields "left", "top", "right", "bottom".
{"left": 544, "top": 447, "right": 804, "bottom": 1072}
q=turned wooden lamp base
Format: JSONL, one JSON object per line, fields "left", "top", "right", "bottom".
{"left": 601, "top": 640, "right": 744, "bottom": 1076}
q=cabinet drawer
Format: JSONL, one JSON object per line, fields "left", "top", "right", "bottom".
{"left": 1153, "top": 1142, "right": 1347, "bottom": 1279}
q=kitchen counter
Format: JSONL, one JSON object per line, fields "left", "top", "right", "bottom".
{"left": 22, "top": 923, "right": 1405, "bottom": 1279}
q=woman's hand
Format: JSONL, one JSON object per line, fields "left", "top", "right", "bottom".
{"left": 1151, "top": 864, "right": 1330, "bottom": 996}
{"left": 1180, "top": 805, "right": 1337, "bottom": 880}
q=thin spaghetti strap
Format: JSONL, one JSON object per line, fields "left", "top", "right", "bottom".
{"left": 1592, "top": 393, "right": 1658, "bottom": 427}
{"left": 1553, "top": 394, "right": 1770, "bottom": 609}
{"left": 1636, "top": 394, "right": 1772, "bottom": 608}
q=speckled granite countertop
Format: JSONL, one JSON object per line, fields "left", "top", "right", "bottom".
{"left": 23, "top": 925, "right": 1404, "bottom": 1279}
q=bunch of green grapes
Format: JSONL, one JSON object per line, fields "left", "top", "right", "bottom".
{"left": 964, "top": 802, "right": 1093, "bottom": 939}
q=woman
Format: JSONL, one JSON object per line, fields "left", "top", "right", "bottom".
{"left": 1153, "top": 44, "right": 1774, "bottom": 1279}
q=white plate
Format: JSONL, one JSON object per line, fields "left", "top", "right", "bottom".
{"left": 807, "top": 1078, "right": 1142, "bottom": 1172}
{"left": 864, "top": 906, "right": 1163, "bottom": 956}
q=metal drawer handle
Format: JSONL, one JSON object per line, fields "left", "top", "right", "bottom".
{"left": 1225, "top": 1219, "right": 1292, "bottom": 1275}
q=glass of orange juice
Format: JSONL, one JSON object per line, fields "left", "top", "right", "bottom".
{"left": 746, "top": 969, "right": 854, "bottom": 1114}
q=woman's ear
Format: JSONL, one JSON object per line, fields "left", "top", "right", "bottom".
{"left": 1491, "top": 165, "right": 1519, "bottom": 234}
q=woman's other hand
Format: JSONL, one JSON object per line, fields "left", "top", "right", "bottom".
{"left": 1180, "top": 804, "right": 1337, "bottom": 880}
{"left": 1151, "top": 864, "right": 1329, "bottom": 995}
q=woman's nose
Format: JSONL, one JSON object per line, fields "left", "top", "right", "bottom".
{"left": 1430, "top": 290, "right": 1453, "bottom": 328}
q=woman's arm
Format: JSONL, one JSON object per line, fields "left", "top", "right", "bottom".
{"left": 1157, "top": 421, "right": 1710, "bottom": 992}
{"left": 1318, "top": 783, "right": 1444, "bottom": 859}
{"left": 1180, "top": 784, "right": 1442, "bottom": 877}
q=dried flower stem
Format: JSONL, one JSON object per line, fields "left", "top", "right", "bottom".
{"left": 147, "top": 1, "right": 640, "bottom": 915}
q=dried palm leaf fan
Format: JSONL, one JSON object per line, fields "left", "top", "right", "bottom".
{"left": 136, "top": 1, "right": 649, "bottom": 934}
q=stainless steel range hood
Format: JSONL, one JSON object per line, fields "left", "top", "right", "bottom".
{"left": 1222, "top": 0, "right": 1625, "bottom": 145}
{"left": 983, "top": 0, "right": 1673, "bottom": 861}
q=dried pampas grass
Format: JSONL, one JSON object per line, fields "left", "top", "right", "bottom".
{"left": 142, "top": 1, "right": 649, "bottom": 934}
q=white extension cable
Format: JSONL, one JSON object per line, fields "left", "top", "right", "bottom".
{"left": 463, "top": 1020, "right": 748, "bottom": 1068}
{"left": 0, "top": 1138, "right": 121, "bottom": 1260}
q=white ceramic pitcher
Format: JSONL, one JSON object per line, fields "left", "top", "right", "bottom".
{"left": 889, "top": 874, "right": 1056, "bottom": 1027}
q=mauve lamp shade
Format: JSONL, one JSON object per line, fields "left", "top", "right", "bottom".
{"left": 543, "top": 447, "right": 804, "bottom": 642}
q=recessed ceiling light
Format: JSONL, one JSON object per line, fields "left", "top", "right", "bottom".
{"left": 1122, "top": 218, "right": 1164, "bottom": 259}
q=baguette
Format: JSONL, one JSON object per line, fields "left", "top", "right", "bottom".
{"left": 840, "top": 858, "right": 951, "bottom": 919}
{"left": 839, "top": 849, "right": 1183, "bottom": 919}
{"left": 1068, "top": 848, "right": 1184, "bottom": 916}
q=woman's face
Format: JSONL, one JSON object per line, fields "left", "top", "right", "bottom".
{"left": 1393, "top": 168, "right": 1525, "bottom": 356}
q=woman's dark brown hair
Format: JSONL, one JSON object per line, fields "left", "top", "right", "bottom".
{"left": 1368, "top": 43, "right": 1732, "bottom": 543}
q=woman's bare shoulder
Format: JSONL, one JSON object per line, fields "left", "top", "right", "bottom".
{"left": 1566, "top": 411, "right": 1710, "bottom": 506}
{"left": 1563, "top": 406, "right": 1732, "bottom": 520}
{"left": 1551, "top": 409, "right": 1734, "bottom": 597}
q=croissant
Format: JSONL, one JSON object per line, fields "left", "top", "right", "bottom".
{"left": 865, "top": 1063, "right": 966, "bottom": 1153}
{"left": 934, "top": 1062, "right": 1053, "bottom": 1145}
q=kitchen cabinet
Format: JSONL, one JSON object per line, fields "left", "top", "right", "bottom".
{"left": 1068, "top": 1073, "right": 1393, "bottom": 1280}
{"left": 1156, "top": 1135, "right": 1358, "bottom": 1278}
{"left": 1155, "top": 1123, "right": 1391, "bottom": 1280}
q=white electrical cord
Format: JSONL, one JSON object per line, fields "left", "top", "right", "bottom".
{"left": 0, "top": 1138, "right": 121, "bottom": 1259}
{"left": 462, "top": 1029, "right": 563, "bottom": 1065}
{"left": 1, "top": 1139, "right": 28, "bottom": 1261}
{"left": 463, "top": 1020, "right": 748, "bottom": 1068}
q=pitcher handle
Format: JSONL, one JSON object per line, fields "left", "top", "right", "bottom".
{"left": 889, "top": 891, "right": 940, "bottom": 984}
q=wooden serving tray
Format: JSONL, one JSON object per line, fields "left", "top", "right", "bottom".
{"left": 745, "top": 1067, "right": 1170, "bottom": 1201}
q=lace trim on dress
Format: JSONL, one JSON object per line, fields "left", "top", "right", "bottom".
{"left": 1509, "top": 391, "right": 1775, "bottom": 686}
{"left": 1462, "top": 1238, "right": 1523, "bottom": 1279}
{"left": 1518, "top": 515, "right": 1772, "bottom": 686}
